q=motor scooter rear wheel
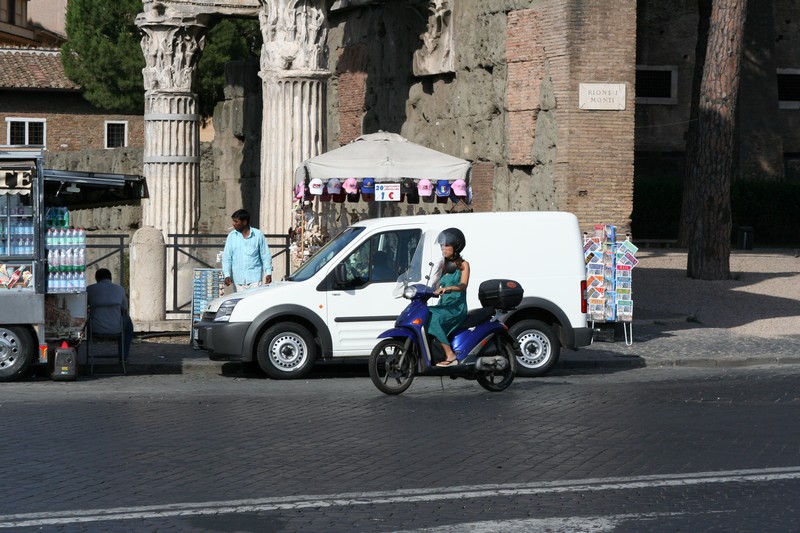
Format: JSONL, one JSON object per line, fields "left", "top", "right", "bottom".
{"left": 369, "top": 338, "right": 415, "bottom": 395}
{"left": 477, "top": 334, "right": 517, "bottom": 392}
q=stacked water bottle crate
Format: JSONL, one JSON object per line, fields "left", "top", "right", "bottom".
{"left": 46, "top": 225, "right": 87, "bottom": 293}
{"left": 1, "top": 210, "right": 35, "bottom": 256}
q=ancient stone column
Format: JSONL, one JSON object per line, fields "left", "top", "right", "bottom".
{"left": 258, "top": 0, "right": 329, "bottom": 246}
{"left": 129, "top": 226, "right": 166, "bottom": 326}
{"left": 136, "top": 9, "right": 208, "bottom": 236}
{"left": 136, "top": 7, "right": 209, "bottom": 319}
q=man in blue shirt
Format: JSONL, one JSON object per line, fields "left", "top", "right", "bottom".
{"left": 222, "top": 209, "right": 273, "bottom": 291}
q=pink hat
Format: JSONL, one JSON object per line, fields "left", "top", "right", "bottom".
{"left": 451, "top": 179, "right": 467, "bottom": 197}
{"left": 309, "top": 178, "right": 324, "bottom": 195}
{"left": 417, "top": 179, "right": 433, "bottom": 196}
{"left": 294, "top": 183, "right": 305, "bottom": 200}
{"left": 343, "top": 177, "right": 359, "bottom": 194}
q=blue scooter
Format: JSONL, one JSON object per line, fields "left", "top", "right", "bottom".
{"left": 368, "top": 277, "right": 522, "bottom": 395}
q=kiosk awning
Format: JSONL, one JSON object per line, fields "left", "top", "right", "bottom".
{"left": 296, "top": 132, "right": 471, "bottom": 183}
{"left": 43, "top": 169, "right": 148, "bottom": 209}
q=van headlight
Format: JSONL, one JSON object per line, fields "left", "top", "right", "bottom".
{"left": 214, "top": 298, "right": 242, "bottom": 322}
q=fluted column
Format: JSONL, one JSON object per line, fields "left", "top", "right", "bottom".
{"left": 136, "top": 9, "right": 208, "bottom": 236}
{"left": 258, "top": 0, "right": 330, "bottom": 237}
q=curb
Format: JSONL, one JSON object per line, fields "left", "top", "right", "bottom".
{"left": 108, "top": 355, "right": 800, "bottom": 378}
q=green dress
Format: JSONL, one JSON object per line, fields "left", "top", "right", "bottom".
{"left": 427, "top": 269, "right": 467, "bottom": 346}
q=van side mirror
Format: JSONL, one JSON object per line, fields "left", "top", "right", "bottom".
{"left": 333, "top": 263, "right": 348, "bottom": 287}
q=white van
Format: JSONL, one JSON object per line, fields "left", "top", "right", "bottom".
{"left": 193, "top": 212, "right": 592, "bottom": 378}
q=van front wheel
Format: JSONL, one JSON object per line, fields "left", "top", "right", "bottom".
{"left": 509, "top": 319, "right": 560, "bottom": 377}
{"left": 257, "top": 323, "right": 317, "bottom": 379}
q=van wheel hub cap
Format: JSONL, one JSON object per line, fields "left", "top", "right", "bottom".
{"left": 517, "top": 330, "right": 549, "bottom": 368}
{"left": 0, "top": 331, "right": 19, "bottom": 368}
{"left": 269, "top": 334, "right": 307, "bottom": 370}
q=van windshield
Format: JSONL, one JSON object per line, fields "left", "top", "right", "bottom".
{"left": 287, "top": 226, "right": 366, "bottom": 282}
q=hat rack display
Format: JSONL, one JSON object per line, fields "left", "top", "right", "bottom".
{"left": 291, "top": 132, "right": 473, "bottom": 262}
{"left": 293, "top": 176, "right": 472, "bottom": 205}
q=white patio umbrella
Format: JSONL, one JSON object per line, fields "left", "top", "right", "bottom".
{"left": 295, "top": 131, "right": 470, "bottom": 183}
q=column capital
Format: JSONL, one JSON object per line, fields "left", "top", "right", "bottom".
{"left": 412, "top": 0, "right": 455, "bottom": 76}
{"left": 258, "top": 0, "right": 329, "bottom": 74}
{"left": 136, "top": 7, "right": 210, "bottom": 94}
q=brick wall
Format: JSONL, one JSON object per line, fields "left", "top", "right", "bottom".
{"left": 505, "top": 9, "right": 545, "bottom": 165}
{"left": 470, "top": 161, "right": 494, "bottom": 212}
{"left": 512, "top": 1, "right": 635, "bottom": 234}
{"left": 559, "top": 1, "right": 636, "bottom": 233}
{"left": 335, "top": 43, "right": 368, "bottom": 144}
{"left": 0, "top": 91, "right": 144, "bottom": 151}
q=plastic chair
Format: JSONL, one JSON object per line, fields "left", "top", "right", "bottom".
{"left": 85, "top": 303, "right": 127, "bottom": 375}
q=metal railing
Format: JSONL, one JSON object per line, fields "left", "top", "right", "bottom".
{"left": 86, "top": 232, "right": 291, "bottom": 316}
{"left": 166, "top": 233, "right": 291, "bottom": 315}
{"left": 86, "top": 234, "right": 128, "bottom": 287}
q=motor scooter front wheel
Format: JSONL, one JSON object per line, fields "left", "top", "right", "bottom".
{"left": 369, "top": 338, "right": 416, "bottom": 395}
{"left": 477, "top": 334, "right": 517, "bottom": 392}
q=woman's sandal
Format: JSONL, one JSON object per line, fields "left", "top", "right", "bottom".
{"left": 436, "top": 358, "right": 458, "bottom": 367}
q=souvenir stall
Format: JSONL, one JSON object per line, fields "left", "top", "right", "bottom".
{"left": 583, "top": 224, "right": 638, "bottom": 345}
{"left": 292, "top": 132, "right": 472, "bottom": 263}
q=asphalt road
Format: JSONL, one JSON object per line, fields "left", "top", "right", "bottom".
{"left": 2, "top": 364, "right": 799, "bottom": 532}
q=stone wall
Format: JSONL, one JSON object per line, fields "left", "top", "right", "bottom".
{"left": 326, "top": 0, "right": 635, "bottom": 233}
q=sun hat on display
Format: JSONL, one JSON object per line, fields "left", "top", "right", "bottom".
{"left": 361, "top": 177, "right": 376, "bottom": 193}
{"left": 451, "top": 179, "right": 467, "bottom": 197}
{"left": 417, "top": 179, "right": 433, "bottom": 196}
{"left": 327, "top": 178, "right": 342, "bottom": 195}
{"left": 343, "top": 177, "right": 359, "bottom": 194}
{"left": 309, "top": 178, "right": 324, "bottom": 195}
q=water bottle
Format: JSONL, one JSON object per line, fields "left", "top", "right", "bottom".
{"left": 65, "top": 248, "right": 75, "bottom": 273}
{"left": 76, "top": 248, "right": 85, "bottom": 272}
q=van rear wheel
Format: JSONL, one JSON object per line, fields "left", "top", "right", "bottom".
{"left": 256, "top": 323, "right": 317, "bottom": 379}
{"left": 0, "top": 326, "right": 35, "bottom": 382}
{"left": 509, "top": 319, "right": 560, "bottom": 377}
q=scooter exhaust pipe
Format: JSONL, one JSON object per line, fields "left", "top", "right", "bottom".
{"left": 475, "top": 356, "right": 509, "bottom": 371}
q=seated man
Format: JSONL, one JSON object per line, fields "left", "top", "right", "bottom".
{"left": 86, "top": 268, "right": 134, "bottom": 360}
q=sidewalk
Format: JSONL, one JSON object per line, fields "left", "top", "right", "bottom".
{"left": 100, "top": 249, "right": 800, "bottom": 377}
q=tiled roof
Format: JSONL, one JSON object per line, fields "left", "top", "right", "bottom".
{"left": 0, "top": 47, "right": 80, "bottom": 90}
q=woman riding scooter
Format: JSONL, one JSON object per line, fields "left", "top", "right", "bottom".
{"left": 429, "top": 228, "right": 470, "bottom": 367}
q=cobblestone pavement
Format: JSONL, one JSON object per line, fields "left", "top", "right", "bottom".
{"left": 2, "top": 366, "right": 800, "bottom": 531}
{"left": 73, "top": 316, "right": 800, "bottom": 379}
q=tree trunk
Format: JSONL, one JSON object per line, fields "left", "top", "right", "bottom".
{"left": 682, "top": 0, "right": 748, "bottom": 280}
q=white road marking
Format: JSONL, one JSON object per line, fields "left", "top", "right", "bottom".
{"left": 392, "top": 512, "right": 696, "bottom": 533}
{"left": 1, "top": 466, "right": 799, "bottom": 528}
